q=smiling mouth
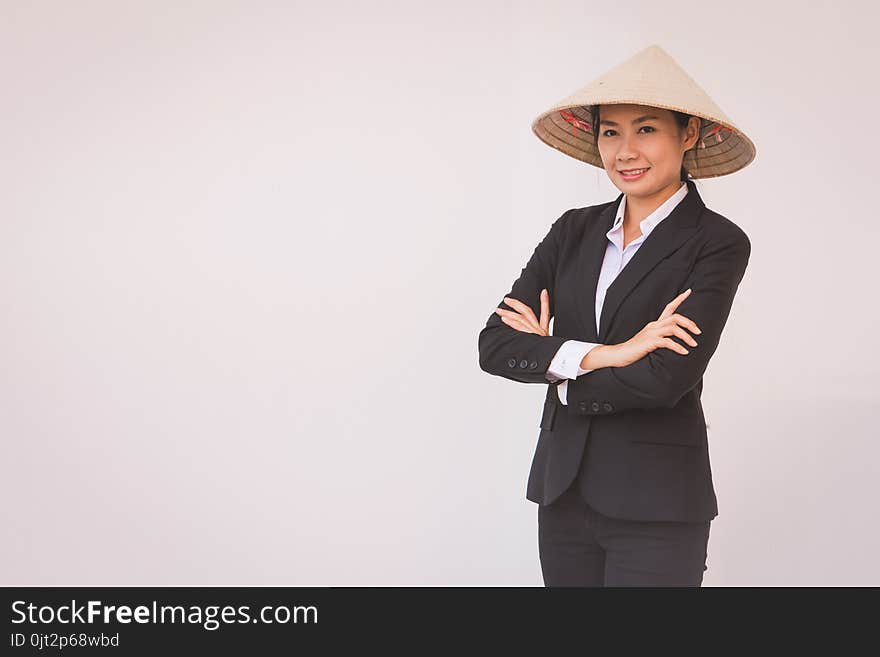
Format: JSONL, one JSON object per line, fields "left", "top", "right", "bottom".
{"left": 619, "top": 167, "right": 650, "bottom": 174}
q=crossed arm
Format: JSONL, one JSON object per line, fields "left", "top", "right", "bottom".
{"left": 477, "top": 211, "right": 572, "bottom": 384}
{"left": 478, "top": 212, "right": 751, "bottom": 414}
{"left": 565, "top": 227, "right": 751, "bottom": 414}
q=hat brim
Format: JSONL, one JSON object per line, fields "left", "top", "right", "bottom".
{"left": 532, "top": 101, "right": 756, "bottom": 179}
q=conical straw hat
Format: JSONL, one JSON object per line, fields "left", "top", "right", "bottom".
{"left": 531, "top": 44, "right": 756, "bottom": 178}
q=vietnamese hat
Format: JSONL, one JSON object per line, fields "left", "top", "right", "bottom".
{"left": 531, "top": 44, "right": 756, "bottom": 178}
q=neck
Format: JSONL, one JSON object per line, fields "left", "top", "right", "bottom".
{"left": 623, "top": 180, "right": 685, "bottom": 230}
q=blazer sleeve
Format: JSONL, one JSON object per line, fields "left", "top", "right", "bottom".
{"left": 477, "top": 210, "right": 572, "bottom": 384}
{"left": 565, "top": 225, "right": 751, "bottom": 414}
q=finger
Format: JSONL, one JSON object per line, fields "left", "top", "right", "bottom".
{"left": 539, "top": 289, "right": 550, "bottom": 333}
{"left": 496, "top": 307, "right": 541, "bottom": 333}
{"left": 503, "top": 296, "right": 539, "bottom": 325}
{"left": 658, "top": 288, "right": 691, "bottom": 320}
{"left": 670, "top": 325, "right": 698, "bottom": 347}
{"left": 497, "top": 308, "right": 530, "bottom": 326}
{"left": 671, "top": 313, "right": 701, "bottom": 335}
{"left": 654, "top": 316, "right": 699, "bottom": 346}
{"left": 659, "top": 337, "right": 689, "bottom": 355}
{"left": 659, "top": 312, "right": 700, "bottom": 337}
{"left": 661, "top": 288, "right": 691, "bottom": 317}
{"left": 499, "top": 314, "right": 537, "bottom": 335}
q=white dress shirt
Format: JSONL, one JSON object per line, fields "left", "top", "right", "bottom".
{"left": 546, "top": 182, "right": 689, "bottom": 405}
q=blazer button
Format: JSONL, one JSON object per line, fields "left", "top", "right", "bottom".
{"left": 519, "top": 359, "right": 528, "bottom": 369}
{"left": 603, "top": 402, "right": 613, "bottom": 412}
{"left": 507, "top": 358, "right": 517, "bottom": 368}
{"left": 529, "top": 360, "right": 538, "bottom": 369}
{"left": 578, "top": 401, "right": 588, "bottom": 412}
{"left": 590, "top": 401, "right": 601, "bottom": 412}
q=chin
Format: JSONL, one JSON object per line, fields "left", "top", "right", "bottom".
{"left": 617, "top": 175, "right": 677, "bottom": 195}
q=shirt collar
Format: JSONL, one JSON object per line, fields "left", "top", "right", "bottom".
{"left": 608, "top": 181, "right": 689, "bottom": 242}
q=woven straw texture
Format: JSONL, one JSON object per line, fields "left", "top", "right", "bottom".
{"left": 531, "top": 44, "right": 756, "bottom": 178}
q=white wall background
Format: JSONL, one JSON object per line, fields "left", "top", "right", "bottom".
{"left": 2, "top": 0, "right": 878, "bottom": 586}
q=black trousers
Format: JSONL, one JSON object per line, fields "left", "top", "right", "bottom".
{"left": 538, "top": 484, "right": 711, "bottom": 587}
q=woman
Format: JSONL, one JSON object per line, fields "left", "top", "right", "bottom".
{"left": 477, "top": 45, "right": 755, "bottom": 586}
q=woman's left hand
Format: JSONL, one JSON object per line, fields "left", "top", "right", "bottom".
{"left": 495, "top": 289, "right": 551, "bottom": 336}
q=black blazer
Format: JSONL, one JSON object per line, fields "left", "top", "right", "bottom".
{"left": 478, "top": 179, "right": 751, "bottom": 522}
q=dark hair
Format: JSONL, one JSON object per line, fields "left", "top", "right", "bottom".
{"left": 588, "top": 105, "right": 700, "bottom": 182}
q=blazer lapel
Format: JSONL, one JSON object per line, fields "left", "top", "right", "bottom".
{"left": 578, "top": 179, "right": 706, "bottom": 344}
{"left": 576, "top": 197, "right": 620, "bottom": 342}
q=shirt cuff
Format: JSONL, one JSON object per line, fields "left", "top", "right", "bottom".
{"left": 547, "top": 340, "right": 602, "bottom": 380}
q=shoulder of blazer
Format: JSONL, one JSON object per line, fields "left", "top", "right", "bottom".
{"left": 556, "top": 199, "right": 617, "bottom": 237}
{"left": 572, "top": 199, "right": 617, "bottom": 222}
{"left": 698, "top": 207, "right": 752, "bottom": 254}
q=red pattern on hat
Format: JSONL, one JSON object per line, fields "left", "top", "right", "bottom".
{"left": 560, "top": 109, "right": 593, "bottom": 137}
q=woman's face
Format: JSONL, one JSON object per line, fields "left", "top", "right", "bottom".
{"left": 596, "top": 103, "right": 699, "bottom": 196}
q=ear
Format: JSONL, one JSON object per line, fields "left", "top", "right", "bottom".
{"left": 684, "top": 116, "right": 702, "bottom": 151}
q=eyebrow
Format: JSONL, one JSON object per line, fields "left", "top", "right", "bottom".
{"left": 598, "top": 114, "right": 660, "bottom": 127}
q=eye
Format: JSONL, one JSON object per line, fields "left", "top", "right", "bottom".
{"left": 601, "top": 126, "right": 656, "bottom": 137}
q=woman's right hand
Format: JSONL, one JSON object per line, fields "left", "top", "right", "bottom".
{"left": 609, "top": 289, "right": 702, "bottom": 368}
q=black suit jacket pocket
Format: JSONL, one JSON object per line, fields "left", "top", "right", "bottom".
{"left": 626, "top": 407, "right": 705, "bottom": 447}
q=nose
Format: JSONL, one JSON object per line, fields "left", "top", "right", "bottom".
{"left": 616, "top": 133, "right": 639, "bottom": 164}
